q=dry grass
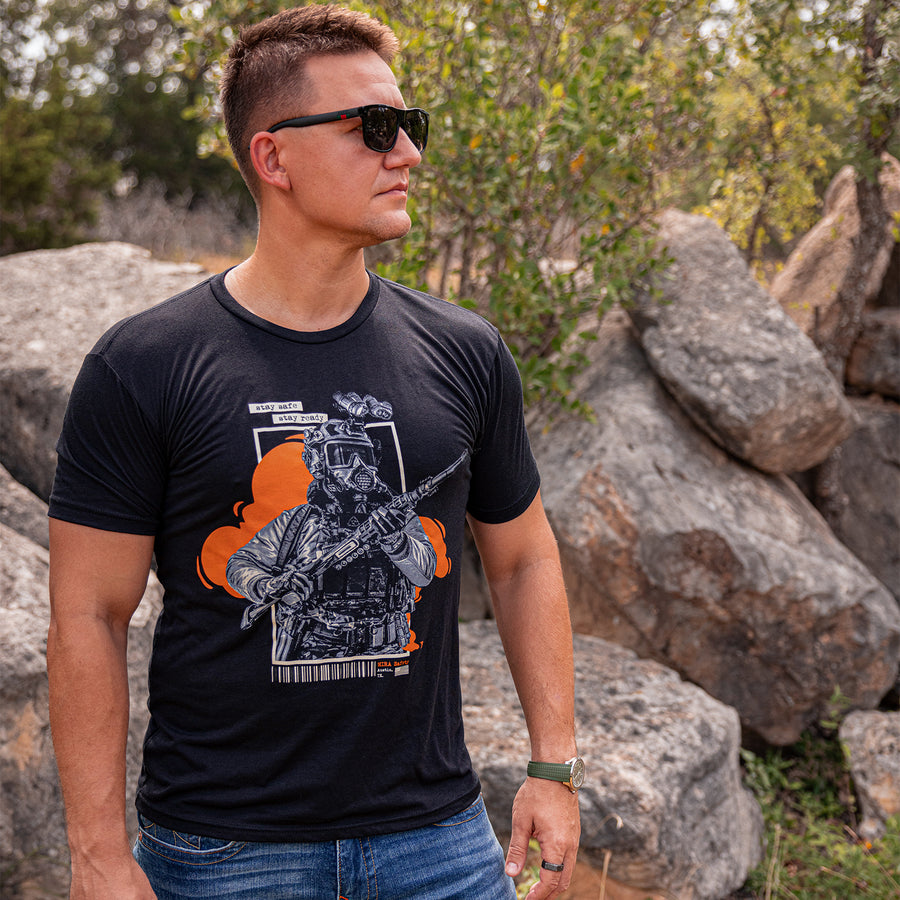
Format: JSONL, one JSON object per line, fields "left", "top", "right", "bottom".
{"left": 88, "top": 179, "right": 255, "bottom": 265}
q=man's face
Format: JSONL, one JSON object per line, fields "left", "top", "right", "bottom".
{"left": 267, "top": 51, "right": 423, "bottom": 249}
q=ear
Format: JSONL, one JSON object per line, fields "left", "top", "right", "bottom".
{"left": 249, "top": 132, "right": 292, "bottom": 191}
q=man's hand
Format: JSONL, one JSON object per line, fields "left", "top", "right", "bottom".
{"left": 505, "top": 777, "right": 581, "bottom": 899}
{"left": 69, "top": 851, "right": 157, "bottom": 900}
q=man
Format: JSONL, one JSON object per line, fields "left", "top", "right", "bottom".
{"left": 47, "top": 5, "right": 581, "bottom": 900}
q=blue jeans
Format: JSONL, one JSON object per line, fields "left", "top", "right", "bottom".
{"left": 133, "top": 794, "right": 517, "bottom": 899}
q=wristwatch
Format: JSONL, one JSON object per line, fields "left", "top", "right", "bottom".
{"left": 527, "top": 757, "right": 586, "bottom": 793}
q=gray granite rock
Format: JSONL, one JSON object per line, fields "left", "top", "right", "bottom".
{"left": 629, "top": 209, "right": 855, "bottom": 474}
{"left": 840, "top": 710, "right": 900, "bottom": 841}
{"left": 0, "top": 242, "right": 207, "bottom": 500}
{"left": 0, "top": 461, "right": 49, "bottom": 549}
{"left": 770, "top": 155, "right": 900, "bottom": 336}
{"left": 847, "top": 308, "right": 900, "bottom": 399}
{"left": 829, "top": 397, "right": 900, "bottom": 599}
{"left": 533, "top": 311, "right": 900, "bottom": 745}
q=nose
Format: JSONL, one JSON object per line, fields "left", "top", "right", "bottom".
{"left": 386, "top": 126, "right": 422, "bottom": 168}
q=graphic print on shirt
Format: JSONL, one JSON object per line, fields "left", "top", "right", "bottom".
{"left": 197, "top": 391, "right": 462, "bottom": 684}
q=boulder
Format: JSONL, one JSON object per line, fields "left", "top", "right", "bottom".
{"left": 0, "top": 243, "right": 207, "bottom": 500}
{"left": 847, "top": 308, "right": 900, "bottom": 400}
{"left": 533, "top": 311, "right": 900, "bottom": 745}
{"left": 0, "top": 523, "right": 64, "bottom": 873}
{"left": 770, "top": 155, "right": 900, "bottom": 338}
{"left": 829, "top": 397, "right": 900, "bottom": 600}
{"left": 839, "top": 710, "right": 900, "bottom": 842}
{"left": 629, "top": 209, "right": 855, "bottom": 474}
{"left": 0, "top": 461, "right": 48, "bottom": 549}
{"left": 0, "top": 517, "right": 162, "bottom": 890}
{"left": 460, "top": 620, "right": 763, "bottom": 900}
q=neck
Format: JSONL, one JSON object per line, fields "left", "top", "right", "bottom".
{"left": 226, "top": 225, "right": 372, "bottom": 332}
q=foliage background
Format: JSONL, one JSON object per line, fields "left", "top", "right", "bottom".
{"left": 3, "top": 0, "right": 898, "bottom": 407}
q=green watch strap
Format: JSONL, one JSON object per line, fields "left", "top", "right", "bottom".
{"left": 527, "top": 761, "right": 572, "bottom": 782}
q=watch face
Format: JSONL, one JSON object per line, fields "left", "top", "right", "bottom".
{"left": 571, "top": 757, "right": 585, "bottom": 789}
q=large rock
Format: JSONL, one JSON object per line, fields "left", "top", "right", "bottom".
{"left": 829, "top": 397, "right": 900, "bottom": 600}
{"left": 0, "top": 243, "right": 207, "bottom": 500}
{"left": 847, "top": 308, "right": 900, "bottom": 400}
{"left": 0, "top": 524, "right": 64, "bottom": 872}
{"left": 839, "top": 710, "right": 900, "bottom": 841}
{"left": 629, "top": 209, "right": 855, "bottom": 474}
{"left": 770, "top": 155, "right": 900, "bottom": 337}
{"left": 0, "top": 461, "right": 48, "bottom": 549}
{"left": 460, "top": 620, "right": 763, "bottom": 900}
{"left": 0, "top": 517, "right": 162, "bottom": 890}
{"left": 533, "top": 311, "right": 900, "bottom": 745}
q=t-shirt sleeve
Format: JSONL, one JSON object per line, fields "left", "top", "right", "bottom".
{"left": 49, "top": 352, "right": 165, "bottom": 534}
{"left": 465, "top": 333, "right": 540, "bottom": 524}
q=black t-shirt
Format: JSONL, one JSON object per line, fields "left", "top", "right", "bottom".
{"left": 49, "top": 271, "right": 540, "bottom": 841}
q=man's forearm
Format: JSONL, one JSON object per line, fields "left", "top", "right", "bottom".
{"left": 47, "top": 611, "right": 134, "bottom": 860}
{"left": 491, "top": 553, "right": 581, "bottom": 900}
{"left": 48, "top": 518, "right": 157, "bottom": 898}
{"left": 490, "top": 553, "right": 577, "bottom": 761}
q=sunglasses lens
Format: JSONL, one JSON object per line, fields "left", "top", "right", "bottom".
{"left": 403, "top": 110, "right": 429, "bottom": 152}
{"left": 363, "top": 107, "right": 400, "bottom": 152}
{"left": 361, "top": 107, "right": 429, "bottom": 153}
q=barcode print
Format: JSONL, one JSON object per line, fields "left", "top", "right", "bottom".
{"left": 273, "top": 659, "right": 381, "bottom": 683}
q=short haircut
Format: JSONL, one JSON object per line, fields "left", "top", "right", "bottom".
{"left": 220, "top": 4, "right": 400, "bottom": 202}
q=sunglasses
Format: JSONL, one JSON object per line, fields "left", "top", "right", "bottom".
{"left": 267, "top": 105, "right": 429, "bottom": 153}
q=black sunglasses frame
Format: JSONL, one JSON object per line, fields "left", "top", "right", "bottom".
{"left": 266, "top": 105, "right": 429, "bottom": 153}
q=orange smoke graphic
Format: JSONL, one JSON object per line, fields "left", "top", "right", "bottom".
{"left": 198, "top": 437, "right": 312, "bottom": 597}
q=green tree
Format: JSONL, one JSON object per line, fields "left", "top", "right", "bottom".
{"left": 107, "top": 69, "right": 249, "bottom": 209}
{"left": 99, "top": 0, "right": 250, "bottom": 209}
{"left": 693, "top": 1, "right": 846, "bottom": 269}
{"left": 0, "top": 0, "right": 120, "bottom": 252}
{"left": 701, "top": 62, "right": 845, "bottom": 268}
{"left": 0, "top": 0, "right": 251, "bottom": 255}
{"left": 692, "top": 0, "right": 900, "bottom": 274}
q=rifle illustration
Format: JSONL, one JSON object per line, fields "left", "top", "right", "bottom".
{"left": 240, "top": 449, "right": 470, "bottom": 630}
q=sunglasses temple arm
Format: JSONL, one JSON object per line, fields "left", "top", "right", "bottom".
{"left": 270, "top": 107, "right": 364, "bottom": 132}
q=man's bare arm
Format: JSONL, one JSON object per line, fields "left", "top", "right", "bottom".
{"left": 468, "top": 491, "right": 580, "bottom": 900}
{"left": 47, "top": 518, "right": 158, "bottom": 900}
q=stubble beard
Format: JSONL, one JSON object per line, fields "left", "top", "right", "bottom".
{"left": 361, "top": 211, "right": 413, "bottom": 249}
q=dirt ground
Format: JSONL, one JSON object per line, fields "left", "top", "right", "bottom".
{"left": 515, "top": 843, "right": 666, "bottom": 900}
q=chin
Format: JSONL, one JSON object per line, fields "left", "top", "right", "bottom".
{"left": 365, "top": 214, "right": 413, "bottom": 246}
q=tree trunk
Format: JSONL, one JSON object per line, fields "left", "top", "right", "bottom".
{"left": 811, "top": 0, "right": 894, "bottom": 528}
{"left": 817, "top": 175, "right": 890, "bottom": 383}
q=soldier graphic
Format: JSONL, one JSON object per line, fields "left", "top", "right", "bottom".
{"left": 226, "top": 393, "right": 459, "bottom": 663}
